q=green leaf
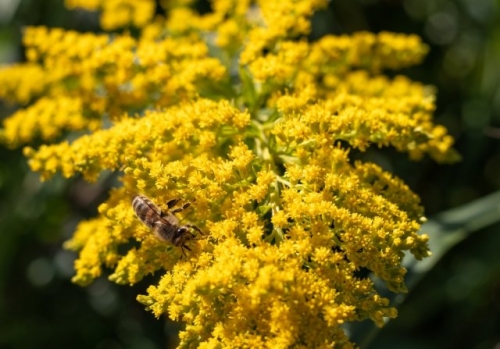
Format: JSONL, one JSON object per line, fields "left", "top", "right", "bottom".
{"left": 239, "top": 67, "right": 257, "bottom": 110}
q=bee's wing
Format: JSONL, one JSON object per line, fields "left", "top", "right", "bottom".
{"left": 140, "top": 196, "right": 165, "bottom": 218}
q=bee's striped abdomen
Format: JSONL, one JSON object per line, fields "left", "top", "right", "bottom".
{"left": 132, "top": 195, "right": 160, "bottom": 229}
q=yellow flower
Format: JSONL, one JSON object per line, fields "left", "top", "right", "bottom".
{"left": 0, "top": 63, "right": 47, "bottom": 104}
{"left": 0, "top": 0, "right": 461, "bottom": 347}
{"left": 65, "top": 0, "right": 156, "bottom": 29}
{"left": 1, "top": 96, "right": 100, "bottom": 148}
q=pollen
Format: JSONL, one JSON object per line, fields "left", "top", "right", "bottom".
{"left": 0, "top": 0, "right": 460, "bottom": 347}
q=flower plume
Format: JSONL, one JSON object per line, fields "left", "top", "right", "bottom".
{"left": 0, "top": 0, "right": 459, "bottom": 347}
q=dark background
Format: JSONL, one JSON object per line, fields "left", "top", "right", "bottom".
{"left": 0, "top": 0, "right": 499, "bottom": 348}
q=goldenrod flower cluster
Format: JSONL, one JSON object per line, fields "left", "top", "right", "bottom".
{"left": 0, "top": 0, "right": 459, "bottom": 347}
{"left": 66, "top": 0, "right": 156, "bottom": 30}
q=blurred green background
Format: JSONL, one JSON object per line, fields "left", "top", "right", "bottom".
{"left": 0, "top": 0, "right": 499, "bottom": 348}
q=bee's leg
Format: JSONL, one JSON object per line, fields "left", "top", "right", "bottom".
{"left": 166, "top": 198, "right": 180, "bottom": 209}
{"left": 170, "top": 202, "right": 191, "bottom": 213}
{"left": 192, "top": 224, "right": 204, "bottom": 235}
{"left": 185, "top": 224, "right": 204, "bottom": 236}
{"left": 162, "top": 198, "right": 184, "bottom": 218}
{"left": 181, "top": 244, "right": 191, "bottom": 257}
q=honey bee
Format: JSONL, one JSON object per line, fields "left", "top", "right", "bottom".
{"left": 132, "top": 195, "right": 203, "bottom": 255}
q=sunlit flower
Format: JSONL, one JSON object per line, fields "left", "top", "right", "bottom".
{"left": 0, "top": 0, "right": 460, "bottom": 347}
